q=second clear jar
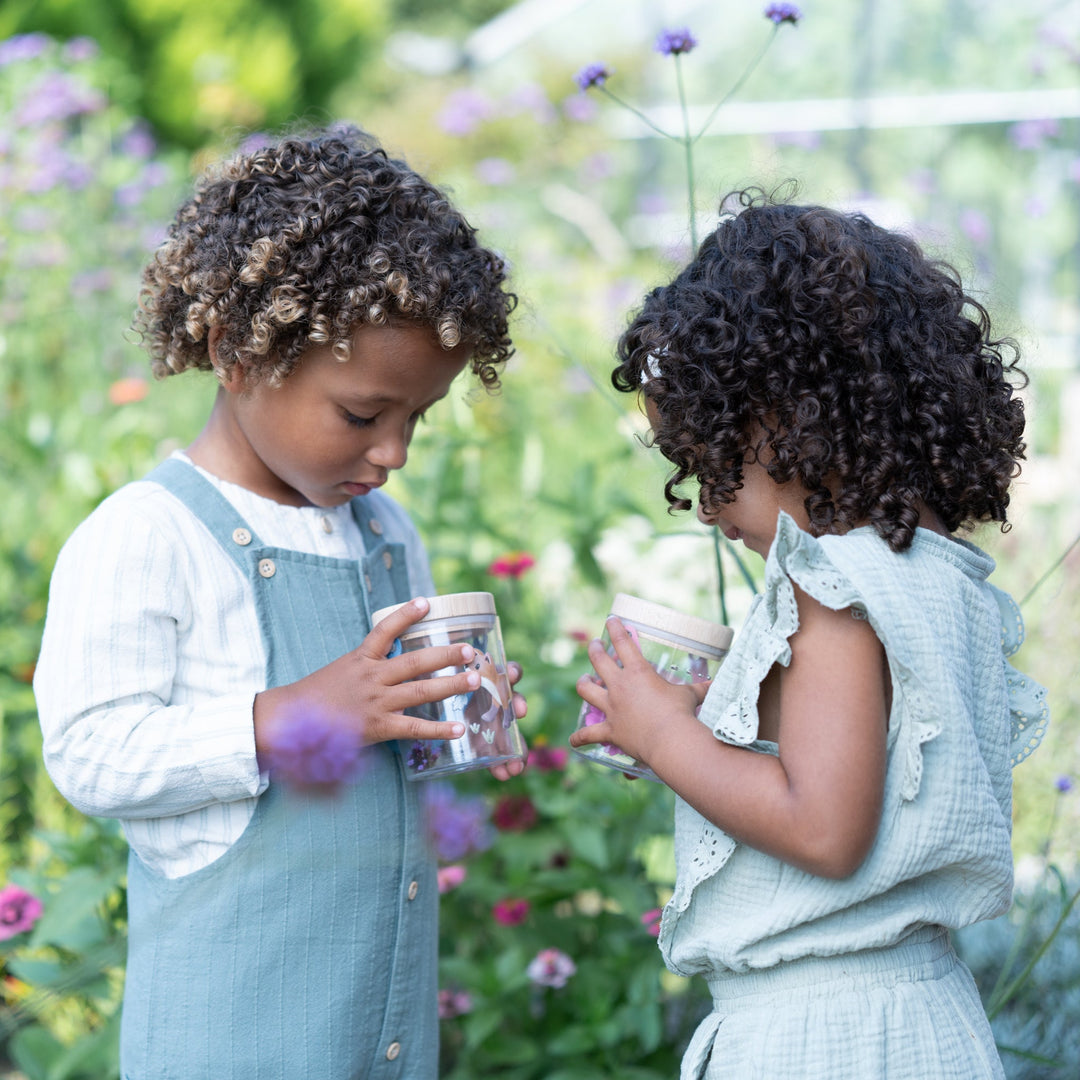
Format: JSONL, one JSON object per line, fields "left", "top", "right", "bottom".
{"left": 573, "top": 593, "right": 733, "bottom": 781}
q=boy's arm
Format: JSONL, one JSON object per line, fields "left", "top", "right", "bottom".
{"left": 33, "top": 497, "right": 266, "bottom": 819}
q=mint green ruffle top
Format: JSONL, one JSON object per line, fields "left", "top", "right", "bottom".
{"left": 660, "top": 512, "right": 1049, "bottom": 978}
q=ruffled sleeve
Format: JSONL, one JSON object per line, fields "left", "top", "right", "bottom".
{"left": 989, "top": 585, "right": 1049, "bottom": 766}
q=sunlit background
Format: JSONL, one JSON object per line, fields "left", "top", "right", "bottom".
{"left": 1, "top": 1, "right": 1078, "bottom": 1077}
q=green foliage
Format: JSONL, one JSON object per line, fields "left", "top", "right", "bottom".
{"left": 1, "top": 5, "right": 1079, "bottom": 1077}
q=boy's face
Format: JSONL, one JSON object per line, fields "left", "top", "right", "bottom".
{"left": 221, "top": 323, "right": 468, "bottom": 507}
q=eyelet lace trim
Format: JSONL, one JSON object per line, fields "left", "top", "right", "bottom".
{"left": 990, "top": 585, "right": 1050, "bottom": 766}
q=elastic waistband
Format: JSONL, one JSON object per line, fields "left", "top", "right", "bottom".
{"left": 707, "top": 926, "right": 954, "bottom": 1005}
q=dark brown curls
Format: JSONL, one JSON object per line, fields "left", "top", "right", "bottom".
{"left": 614, "top": 187, "right": 1027, "bottom": 552}
{"left": 132, "top": 124, "right": 516, "bottom": 388}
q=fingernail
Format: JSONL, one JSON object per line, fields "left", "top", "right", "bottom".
{"left": 412, "top": 597, "right": 428, "bottom": 610}
{"left": 460, "top": 644, "right": 475, "bottom": 661}
{"left": 465, "top": 671, "right": 480, "bottom": 688}
{"left": 450, "top": 723, "right": 465, "bottom": 737}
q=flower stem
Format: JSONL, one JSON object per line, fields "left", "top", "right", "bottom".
{"left": 1020, "top": 528, "right": 1080, "bottom": 608}
{"left": 693, "top": 25, "right": 779, "bottom": 144}
{"left": 674, "top": 54, "right": 697, "bottom": 250}
{"left": 597, "top": 87, "right": 673, "bottom": 141}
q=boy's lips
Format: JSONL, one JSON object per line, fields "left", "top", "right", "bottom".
{"left": 343, "top": 480, "right": 384, "bottom": 496}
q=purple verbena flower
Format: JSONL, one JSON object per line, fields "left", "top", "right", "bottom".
{"left": 438, "top": 988, "right": 473, "bottom": 1019}
{"left": 1009, "top": 117, "right": 1059, "bottom": 151}
{"left": 655, "top": 28, "right": 698, "bottom": 56}
{"left": 0, "top": 33, "right": 51, "bottom": 67}
{"left": 407, "top": 740, "right": 441, "bottom": 773}
{"left": 264, "top": 709, "right": 366, "bottom": 788}
{"left": 0, "top": 884, "right": 43, "bottom": 941}
{"left": 526, "top": 948, "right": 576, "bottom": 989}
{"left": 765, "top": 3, "right": 802, "bottom": 24}
{"left": 1056, "top": 775, "right": 1074, "bottom": 794}
{"left": 436, "top": 88, "right": 495, "bottom": 136}
{"left": 574, "top": 63, "right": 613, "bottom": 92}
{"left": 423, "top": 783, "right": 494, "bottom": 861}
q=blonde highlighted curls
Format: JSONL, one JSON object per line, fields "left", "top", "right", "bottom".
{"left": 133, "top": 124, "right": 516, "bottom": 388}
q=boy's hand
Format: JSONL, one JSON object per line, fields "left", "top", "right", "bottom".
{"left": 568, "top": 617, "right": 707, "bottom": 769}
{"left": 254, "top": 597, "right": 486, "bottom": 758}
{"left": 488, "top": 660, "right": 528, "bottom": 781}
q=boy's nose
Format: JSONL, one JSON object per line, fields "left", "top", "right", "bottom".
{"left": 696, "top": 503, "right": 715, "bottom": 526}
{"left": 368, "top": 432, "right": 408, "bottom": 471}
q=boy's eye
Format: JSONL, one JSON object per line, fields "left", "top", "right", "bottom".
{"left": 343, "top": 410, "right": 376, "bottom": 429}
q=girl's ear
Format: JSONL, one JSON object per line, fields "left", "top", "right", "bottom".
{"left": 208, "top": 327, "right": 246, "bottom": 393}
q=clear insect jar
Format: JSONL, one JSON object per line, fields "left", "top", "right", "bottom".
{"left": 573, "top": 593, "right": 733, "bottom": 781}
{"left": 371, "top": 591, "right": 526, "bottom": 780}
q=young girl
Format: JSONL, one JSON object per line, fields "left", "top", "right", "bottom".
{"left": 34, "top": 125, "right": 524, "bottom": 1079}
{"left": 570, "top": 189, "right": 1049, "bottom": 1079}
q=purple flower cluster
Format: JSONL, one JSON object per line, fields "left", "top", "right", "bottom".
{"left": 765, "top": 3, "right": 802, "bottom": 24}
{"left": 655, "top": 28, "right": 698, "bottom": 56}
{"left": 574, "top": 63, "right": 613, "bottom": 92}
{"left": 423, "top": 783, "right": 495, "bottom": 862}
{"left": 264, "top": 710, "right": 366, "bottom": 788}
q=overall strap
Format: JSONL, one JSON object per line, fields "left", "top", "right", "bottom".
{"left": 145, "top": 458, "right": 261, "bottom": 575}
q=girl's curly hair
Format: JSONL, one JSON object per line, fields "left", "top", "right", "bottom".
{"left": 614, "top": 188, "right": 1027, "bottom": 552}
{"left": 133, "top": 124, "right": 516, "bottom": 388}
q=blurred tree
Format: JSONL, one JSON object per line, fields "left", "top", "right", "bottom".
{"left": 0, "top": 0, "right": 399, "bottom": 147}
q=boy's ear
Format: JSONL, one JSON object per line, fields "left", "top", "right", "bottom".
{"left": 208, "top": 327, "right": 246, "bottom": 392}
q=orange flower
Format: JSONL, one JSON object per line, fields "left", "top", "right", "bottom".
{"left": 108, "top": 377, "right": 149, "bottom": 405}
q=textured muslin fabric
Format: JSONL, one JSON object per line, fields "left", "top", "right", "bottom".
{"left": 34, "top": 450, "right": 434, "bottom": 877}
{"left": 660, "top": 512, "right": 1048, "bottom": 1077}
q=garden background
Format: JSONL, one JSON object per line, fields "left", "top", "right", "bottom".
{"left": 1, "top": 0, "right": 1078, "bottom": 1077}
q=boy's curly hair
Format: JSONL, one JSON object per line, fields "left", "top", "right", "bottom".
{"left": 614, "top": 188, "right": 1027, "bottom": 552}
{"left": 134, "top": 124, "right": 516, "bottom": 388}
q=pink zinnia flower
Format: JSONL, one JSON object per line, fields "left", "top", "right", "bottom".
{"left": 438, "top": 988, "right": 473, "bottom": 1019}
{"left": 0, "top": 884, "right": 43, "bottom": 941}
{"left": 492, "top": 898, "right": 531, "bottom": 926}
{"left": 641, "top": 908, "right": 662, "bottom": 937}
{"left": 526, "top": 948, "right": 576, "bottom": 989}
{"left": 488, "top": 551, "right": 536, "bottom": 579}
{"left": 492, "top": 794, "right": 537, "bottom": 832}
{"left": 437, "top": 864, "right": 467, "bottom": 893}
{"left": 527, "top": 745, "right": 569, "bottom": 772}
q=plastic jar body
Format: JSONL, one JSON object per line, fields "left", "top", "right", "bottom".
{"left": 372, "top": 592, "right": 526, "bottom": 780}
{"left": 573, "top": 594, "right": 732, "bottom": 781}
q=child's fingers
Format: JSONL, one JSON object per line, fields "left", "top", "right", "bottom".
{"left": 604, "top": 617, "right": 648, "bottom": 668}
{"left": 575, "top": 672, "right": 608, "bottom": 710}
{"left": 389, "top": 641, "right": 476, "bottom": 683}
{"left": 386, "top": 714, "right": 466, "bottom": 742}
{"left": 394, "top": 667, "right": 479, "bottom": 712}
{"left": 360, "top": 597, "right": 434, "bottom": 658}
{"left": 488, "top": 756, "right": 526, "bottom": 781}
{"left": 568, "top": 718, "right": 612, "bottom": 749}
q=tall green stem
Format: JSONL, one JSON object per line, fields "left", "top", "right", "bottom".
{"left": 693, "top": 26, "right": 779, "bottom": 143}
{"left": 674, "top": 54, "right": 697, "bottom": 251}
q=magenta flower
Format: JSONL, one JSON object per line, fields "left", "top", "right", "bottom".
{"left": 527, "top": 745, "right": 569, "bottom": 772}
{"left": 492, "top": 898, "right": 531, "bottom": 926}
{"left": 764, "top": 3, "right": 802, "bottom": 24}
{"left": 0, "top": 884, "right": 43, "bottom": 941}
{"left": 527, "top": 948, "right": 577, "bottom": 989}
{"left": 655, "top": 28, "right": 698, "bottom": 56}
{"left": 488, "top": 551, "right": 536, "bottom": 579}
{"left": 640, "top": 907, "right": 662, "bottom": 937}
{"left": 437, "top": 864, "right": 467, "bottom": 893}
{"left": 492, "top": 794, "right": 538, "bottom": 832}
{"left": 438, "top": 988, "right": 473, "bottom": 1019}
{"left": 574, "top": 63, "right": 613, "bottom": 92}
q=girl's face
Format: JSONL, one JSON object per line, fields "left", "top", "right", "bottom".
{"left": 643, "top": 396, "right": 812, "bottom": 558}
{"left": 218, "top": 323, "right": 468, "bottom": 507}
{"left": 695, "top": 459, "right": 812, "bottom": 559}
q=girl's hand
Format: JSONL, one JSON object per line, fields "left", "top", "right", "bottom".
{"left": 253, "top": 597, "right": 486, "bottom": 759}
{"left": 569, "top": 617, "right": 708, "bottom": 768}
{"left": 488, "top": 660, "right": 528, "bottom": 781}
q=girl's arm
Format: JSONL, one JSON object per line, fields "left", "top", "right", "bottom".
{"left": 570, "top": 584, "right": 888, "bottom": 879}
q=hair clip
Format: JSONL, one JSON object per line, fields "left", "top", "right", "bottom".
{"left": 640, "top": 353, "right": 664, "bottom": 385}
